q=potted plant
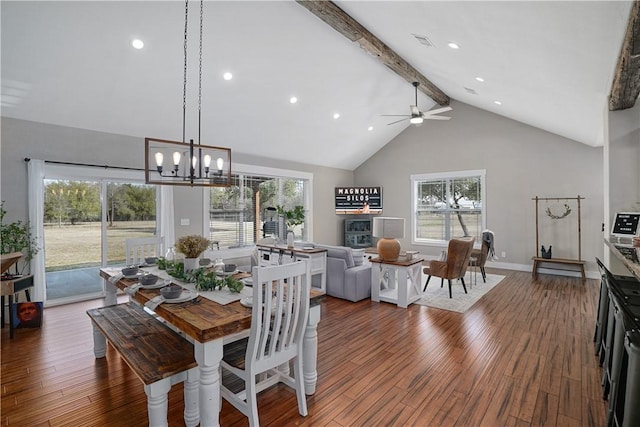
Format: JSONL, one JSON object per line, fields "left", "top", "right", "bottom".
{"left": 175, "top": 234, "right": 211, "bottom": 271}
{"left": 276, "top": 205, "right": 305, "bottom": 247}
{"left": 0, "top": 202, "right": 39, "bottom": 275}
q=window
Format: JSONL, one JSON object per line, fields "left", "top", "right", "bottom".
{"left": 206, "top": 165, "right": 312, "bottom": 248}
{"left": 411, "top": 170, "right": 485, "bottom": 245}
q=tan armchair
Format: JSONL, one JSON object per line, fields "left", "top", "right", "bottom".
{"left": 422, "top": 237, "right": 475, "bottom": 298}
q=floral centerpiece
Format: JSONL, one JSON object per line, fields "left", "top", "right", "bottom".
{"left": 175, "top": 234, "right": 210, "bottom": 271}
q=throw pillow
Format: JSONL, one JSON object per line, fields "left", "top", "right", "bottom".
{"left": 352, "top": 248, "right": 365, "bottom": 266}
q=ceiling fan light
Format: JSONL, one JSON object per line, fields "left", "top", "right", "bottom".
{"left": 410, "top": 117, "right": 423, "bottom": 124}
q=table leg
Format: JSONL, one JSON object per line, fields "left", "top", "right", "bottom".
{"left": 303, "top": 305, "right": 321, "bottom": 395}
{"left": 92, "top": 323, "right": 107, "bottom": 358}
{"left": 9, "top": 294, "right": 14, "bottom": 338}
{"left": 194, "top": 339, "right": 224, "bottom": 427}
{"left": 397, "top": 268, "right": 408, "bottom": 308}
{"left": 104, "top": 278, "right": 118, "bottom": 306}
{"left": 408, "top": 265, "right": 422, "bottom": 302}
{"left": 371, "top": 265, "right": 381, "bottom": 302}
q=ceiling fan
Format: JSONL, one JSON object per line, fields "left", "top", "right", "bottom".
{"left": 383, "top": 82, "right": 452, "bottom": 125}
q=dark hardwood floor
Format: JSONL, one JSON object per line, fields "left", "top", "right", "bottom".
{"left": 1, "top": 269, "right": 606, "bottom": 426}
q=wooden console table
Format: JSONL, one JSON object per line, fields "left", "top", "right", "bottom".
{"left": 256, "top": 244, "right": 327, "bottom": 292}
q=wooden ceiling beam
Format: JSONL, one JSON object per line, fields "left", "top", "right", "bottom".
{"left": 296, "top": 0, "right": 450, "bottom": 106}
{"left": 609, "top": 0, "right": 640, "bottom": 110}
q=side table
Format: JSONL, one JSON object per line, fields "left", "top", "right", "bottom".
{"left": 370, "top": 257, "right": 423, "bottom": 308}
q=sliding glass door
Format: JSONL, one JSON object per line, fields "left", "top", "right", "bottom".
{"left": 43, "top": 179, "right": 103, "bottom": 301}
{"left": 42, "top": 165, "right": 157, "bottom": 305}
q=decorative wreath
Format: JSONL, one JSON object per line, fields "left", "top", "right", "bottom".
{"left": 546, "top": 203, "right": 572, "bottom": 219}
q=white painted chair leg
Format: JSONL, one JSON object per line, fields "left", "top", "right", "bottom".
{"left": 183, "top": 367, "right": 200, "bottom": 427}
{"left": 246, "top": 378, "right": 259, "bottom": 427}
{"left": 144, "top": 378, "right": 171, "bottom": 427}
{"left": 293, "top": 355, "right": 308, "bottom": 416}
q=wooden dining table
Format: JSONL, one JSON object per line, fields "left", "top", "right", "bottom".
{"left": 98, "top": 267, "right": 325, "bottom": 427}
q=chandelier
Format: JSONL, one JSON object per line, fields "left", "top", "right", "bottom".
{"left": 145, "top": 0, "right": 231, "bottom": 187}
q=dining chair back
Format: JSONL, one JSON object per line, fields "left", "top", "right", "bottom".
{"left": 423, "top": 237, "right": 475, "bottom": 298}
{"left": 125, "top": 236, "right": 164, "bottom": 266}
{"left": 469, "top": 230, "right": 494, "bottom": 282}
{"left": 220, "top": 260, "right": 311, "bottom": 426}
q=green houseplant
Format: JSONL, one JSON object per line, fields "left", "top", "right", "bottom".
{"left": 277, "top": 205, "right": 305, "bottom": 247}
{"left": 0, "top": 201, "right": 39, "bottom": 275}
{"left": 276, "top": 205, "right": 305, "bottom": 230}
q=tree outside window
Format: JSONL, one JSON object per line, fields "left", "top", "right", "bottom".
{"left": 412, "top": 170, "right": 485, "bottom": 244}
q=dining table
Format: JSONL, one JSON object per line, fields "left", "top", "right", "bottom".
{"left": 98, "top": 266, "right": 325, "bottom": 427}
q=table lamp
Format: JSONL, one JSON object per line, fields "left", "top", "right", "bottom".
{"left": 372, "top": 217, "right": 405, "bottom": 261}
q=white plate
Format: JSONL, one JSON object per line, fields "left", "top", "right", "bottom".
{"left": 123, "top": 272, "right": 143, "bottom": 279}
{"left": 217, "top": 270, "right": 238, "bottom": 276}
{"left": 241, "top": 277, "right": 253, "bottom": 286}
{"left": 140, "top": 279, "right": 167, "bottom": 290}
{"left": 239, "top": 297, "right": 277, "bottom": 312}
{"left": 163, "top": 289, "right": 198, "bottom": 304}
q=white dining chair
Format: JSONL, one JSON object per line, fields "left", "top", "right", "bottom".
{"left": 125, "top": 236, "right": 164, "bottom": 266}
{"left": 220, "top": 260, "right": 311, "bottom": 427}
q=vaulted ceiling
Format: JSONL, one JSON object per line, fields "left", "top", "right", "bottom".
{"left": 1, "top": 1, "right": 636, "bottom": 171}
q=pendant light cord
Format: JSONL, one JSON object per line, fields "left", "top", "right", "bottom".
{"left": 198, "top": 0, "right": 203, "bottom": 147}
{"left": 182, "top": 0, "right": 189, "bottom": 145}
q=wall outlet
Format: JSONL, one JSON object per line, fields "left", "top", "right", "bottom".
{"left": 501, "top": 251, "right": 506, "bottom": 258}
{"left": 180, "top": 218, "right": 190, "bottom": 226}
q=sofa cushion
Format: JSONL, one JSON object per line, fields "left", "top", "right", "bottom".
{"left": 315, "top": 244, "right": 354, "bottom": 268}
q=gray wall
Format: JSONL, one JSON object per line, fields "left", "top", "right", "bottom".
{"left": 354, "top": 100, "right": 604, "bottom": 272}
{"left": 0, "top": 117, "right": 353, "bottom": 246}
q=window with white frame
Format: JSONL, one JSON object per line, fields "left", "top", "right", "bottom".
{"left": 206, "top": 165, "right": 312, "bottom": 248}
{"left": 411, "top": 170, "right": 485, "bottom": 245}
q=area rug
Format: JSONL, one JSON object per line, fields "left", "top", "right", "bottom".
{"left": 416, "top": 274, "right": 505, "bottom": 313}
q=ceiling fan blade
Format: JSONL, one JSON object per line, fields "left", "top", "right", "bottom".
{"left": 386, "top": 117, "right": 409, "bottom": 125}
{"left": 423, "top": 106, "right": 453, "bottom": 116}
{"left": 424, "top": 115, "right": 451, "bottom": 120}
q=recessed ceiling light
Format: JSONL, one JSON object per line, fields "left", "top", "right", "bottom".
{"left": 368, "top": 126, "right": 373, "bottom": 131}
{"left": 223, "top": 72, "right": 233, "bottom": 81}
{"left": 289, "top": 96, "right": 298, "bottom": 104}
{"left": 333, "top": 113, "right": 340, "bottom": 119}
{"left": 447, "top": 42, "right": 460, "bottom": 49}
{"left": 494, "top": 100, "right": 502, "bottom": 105}
{"left": 131, "top": 39, "right": 144, "bottom": 49}
{"left": 475, "top": 77, "right": 485, "bottom": 82}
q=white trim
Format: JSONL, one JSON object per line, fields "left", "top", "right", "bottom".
{"left": 202, "top": 163, "right": 314, "bottom": 244}
{"left": 410, "top": 169, "right": 486, "bottom": 181}
{"left": 233, "top": 162, "right": 313, "bottom": 181}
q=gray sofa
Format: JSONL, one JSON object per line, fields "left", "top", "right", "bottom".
{"left": 314, "top": 244, "right": 371, "bottom": 302}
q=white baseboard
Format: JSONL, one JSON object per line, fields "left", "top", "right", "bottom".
{"left": 485, "top": 261, "right": 600, "bottom": 280}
